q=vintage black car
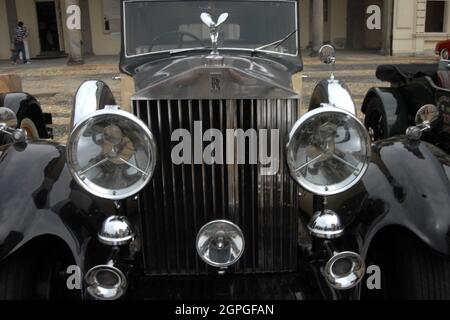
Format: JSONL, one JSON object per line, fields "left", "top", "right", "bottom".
{"left": 0, "top": 0, "right": 449, "bottom": 300}
{"left": 362, "top": 61, "right": 450, "bottom": 153}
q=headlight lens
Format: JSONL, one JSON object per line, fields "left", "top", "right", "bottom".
{"left": 287, "top": 106, "right": 371, "bottom": 196}
{"left": 67, "top": 109, "right": 157, "bottom": 200}
{"left": 196, "top": 220, "right": 245, "bottom": 268}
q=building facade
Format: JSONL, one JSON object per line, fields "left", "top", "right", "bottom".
{"left": 0, "top": 0, "right": 449, "bottom": 60}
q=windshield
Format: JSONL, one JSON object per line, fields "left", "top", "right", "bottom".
{"left": 124, "top": 0, "right": 298, "bottom": 57}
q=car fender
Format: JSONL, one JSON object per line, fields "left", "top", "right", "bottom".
{"left": 0, "top": 92, "right": 51, "bottom": 138}
{"left": 353, "top": 138, "right": 450, "bottom": 257}
{"left": 70, "top": 80, "right": 116, "bottom": 129}
{"left": 309, "top": 79, "right": 356, "bottom": 114}
{"left": 0, "top": 141, "right": 115, "bottom": 271}
{"left": 361, "top": 87, "right": 410, "bottom": 137}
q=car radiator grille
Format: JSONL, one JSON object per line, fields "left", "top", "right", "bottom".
{"left": 132, "top": 99, "right": 301, "bottom": 276}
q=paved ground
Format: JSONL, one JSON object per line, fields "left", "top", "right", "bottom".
{"left": 0, "top": 52, "right": 439, "bottom": 143}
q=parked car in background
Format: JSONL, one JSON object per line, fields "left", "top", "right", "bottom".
{"left": 436, "top": 39, "right": 450, "bottom": 60}
{"left": 0, "top": 75, "right": 52, "bottom": 143}
{"left": 0, "top": 0, "right": 449, "bottom": 301}
{"left": 362, "top": 61, "right": 450, "bottom": 154}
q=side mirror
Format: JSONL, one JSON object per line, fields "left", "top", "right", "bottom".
{"left": 319, "top": 44, "right": 336, "bottom": 65}
{"left": 406, "top": 104, "right": 440, "bottom": 140}
{"left": 415, "top": 104, "right": 439, "bottom": 127}
{"left": 0, "top": 107, "right": 18, "bottom": 128}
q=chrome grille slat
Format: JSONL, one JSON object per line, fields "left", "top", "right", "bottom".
{"left": 251, "top": 99, "right": 256, "bottom": 271}
{"left": 177, "top": 100, "right": 191, "bottom": 271}
{"left": 133, "top": 98, "right": 300, "bottom": 276}
{"left": 157, "top": 100, "right": 172, "bottom": 273}
{"left": 187, "top": 99, "right": 200, "bottom": 273}
{"left": 220, "top": 99, "right": 226, "bottom": 220}
{"left": 167, "top": 101, "right": 180, "bottom": 272}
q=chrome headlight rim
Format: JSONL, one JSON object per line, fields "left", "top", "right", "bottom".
{"left": 286, "top": 106, "right": 371, "bottom": 196}
{"left": 66, "top": 109, "right": 157, "bottom": 201}
{"left": 196, "top": 219, "right": 245, "bottom": 268}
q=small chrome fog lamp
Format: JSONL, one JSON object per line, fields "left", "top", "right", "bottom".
{"left": 287, "top": 106, "right": 371, "bottom": 196}
{"left": 98, "top": 216, "right": 135, "bottom": 246}
{"left": 196, "top": 220, "right": 245, "bottom": 268}
{"left": 85, "top": 264, "right": 127, "bottom": 300}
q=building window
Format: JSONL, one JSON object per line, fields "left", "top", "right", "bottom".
{"left": 102, "top": 0, "right": 121, "bottom": 33}
{"left": 425, "top": 0, "right": 446, "bottom": 32}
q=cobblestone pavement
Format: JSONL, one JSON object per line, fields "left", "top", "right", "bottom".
{"left": 0, "top": 53, "right": 439, "bottom": 143}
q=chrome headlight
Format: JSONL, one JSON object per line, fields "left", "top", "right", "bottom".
{"left": 287, "top": 106, "right": 371, "bottom": 196}
{"left": 196, "top": 220, "right": 245, "bottom": 268}
{"left": 67, "top": 109, "right": 157, "bottom": 200}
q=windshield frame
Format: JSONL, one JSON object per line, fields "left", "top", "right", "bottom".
{"left": 122, "top": 0, "right": 299, "bottom": 59}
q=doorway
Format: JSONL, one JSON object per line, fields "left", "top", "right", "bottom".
{"left": 346, "top": 0, "right": 383, "bottom": 50}
{"left": 36, "top": 1, "right": 61, "bottom": 53}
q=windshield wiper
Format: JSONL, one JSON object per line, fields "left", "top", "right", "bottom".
{"left": 254, "top": 30, "right": 297, "bottom": 52}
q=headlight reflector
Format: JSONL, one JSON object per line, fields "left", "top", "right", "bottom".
{"left": 196, "top": 220, "right": 245, "bottom": 268}
{"left": 67, "top": 109, "right": 157, "bottom": 200}
{"left": 287, "top": 106, "right": 371, "bottom": 196}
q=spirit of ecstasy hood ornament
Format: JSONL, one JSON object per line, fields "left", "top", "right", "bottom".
{"left": 200, "top": 12, "right": 228, "bottom": 55}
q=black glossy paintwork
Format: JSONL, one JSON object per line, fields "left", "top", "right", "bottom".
{"left": 331, "top": 137, "right": 450, "bottom": 257}
{"left": 362, "top": 138, "right": 450, "bottom": 255}
{"left": 0, "top": 141, "right": 116, "bottom": 271}
{"left": 361, "top": 87, "right": 410, "bottom": 137}
{"left": 0, "top": 136, "right": 448, "bottom": 299}
{"left": 0, "top": 92, "right": 50, "bottom": 138}
{"left": 0, "top": 138, "right": 450, "bottom": 268}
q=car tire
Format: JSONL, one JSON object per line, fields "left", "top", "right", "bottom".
{"left": 364, "top": 96, "right": 388, "bottom": 141}
{"left": 0, "top": 248, "right": 36, "bottom": 299}
{"left": 364, "top": 233, "right": 450, "bottom": 300}
{"left": 441, "top": 48, "right": 449, "bottom": 60}
{"left": 0, "top": 246, "right": 73, "bottom": 300}
{"left": 20, "top": 117, "right": 40, "bottom": 139}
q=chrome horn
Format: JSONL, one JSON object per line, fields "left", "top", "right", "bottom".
{"left": 85, "top": 262, "right": 127, "bottom": 300}
{"left": 324, "top": 251, "right": 365, "bottom": 290}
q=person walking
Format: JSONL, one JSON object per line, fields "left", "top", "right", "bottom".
{"left": 11, "top": 22, "right": 31, "bottom": 65}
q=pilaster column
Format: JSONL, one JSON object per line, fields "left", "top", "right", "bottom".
{"left": 311, "top": 0, "right": 324, "bottom": 53}
{"left": 65, "top": 0, "right": 84, "bottom": 64}
{"left": 381, "top": 0, "right": 393, "bottom": 55}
